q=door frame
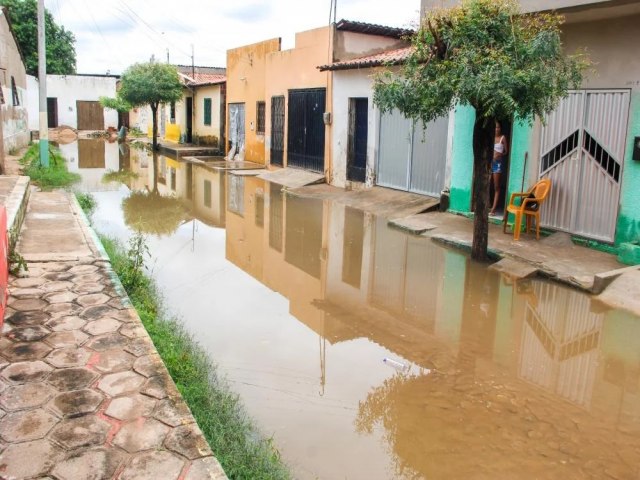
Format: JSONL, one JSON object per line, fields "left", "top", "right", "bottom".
{"left": 347, "top": 97, "right": 368, "bottom": 183}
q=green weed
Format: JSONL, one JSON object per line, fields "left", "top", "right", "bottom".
{"left": 20, "top": 143, "right": 80, "bottom": 189}
{"left": 99, "top": 234, "right": 291, "bottom": 480}
{"left": 75, "top": 192, "right": 97, "bottom": 219}
{"left": 102, "top": 169, "right": 139, "bottom": 185}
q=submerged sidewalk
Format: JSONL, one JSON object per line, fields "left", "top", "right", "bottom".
{"left": 0, "top": 190, "right": 226, "bottom": 479}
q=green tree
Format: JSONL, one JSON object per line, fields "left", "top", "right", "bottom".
{"left": 1, "top": 0, "right": 76, "bottom": 75}
{"left": 110, "top": 62, "right": 183, "bottom": 152}
{"left": 374, "top": 0, "right": 588, "bottom": 261}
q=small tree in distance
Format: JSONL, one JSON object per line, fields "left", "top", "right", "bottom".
{"left": 374, "top": 0, "right": 588, "bottom": 261}
{"left": 104, "top": 62, "right": 183, "bottom": 152}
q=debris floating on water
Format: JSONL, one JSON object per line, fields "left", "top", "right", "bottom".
{"left": 383, "top": 357, "right": 410, "bottom": 373}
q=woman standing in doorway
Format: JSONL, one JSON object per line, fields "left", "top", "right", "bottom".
{"left": 490, "top": 121, "right": 508, "bottom": 216}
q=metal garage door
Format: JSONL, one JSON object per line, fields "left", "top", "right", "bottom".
{"left": 377, "top": 109, "right": 448, "bottom": 197}
{"left": 539, "top": 90, "right": 630, "bottom": 242}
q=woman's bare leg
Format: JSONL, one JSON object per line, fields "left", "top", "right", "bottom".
{"left": 490, "top": 172, "right": 501, "bottom": 215}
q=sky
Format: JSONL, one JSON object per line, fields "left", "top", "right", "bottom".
{"left": 45, "top": 0, "right": 421, "bottom": 75}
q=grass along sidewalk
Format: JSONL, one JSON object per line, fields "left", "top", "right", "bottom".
{"left": 97, "top": 230, "right": 291, "bottom": 480}
{"left": 19, "top": 143, "right": 80, "bottom": 189}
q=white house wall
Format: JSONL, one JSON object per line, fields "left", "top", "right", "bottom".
{"left": 26, "top": 75, "right": 39, "bottom": 131}
{"left": 46, "top": 75, "right": 118, "bottom": 129}
{"left": 1, "top": 11, "right": 29, "bottom": 153}
{"left": 331, "top": 69, "right": 379, "bottom": 188}
{"left": 59, "top": 140, "right": 121, "bottom": 192}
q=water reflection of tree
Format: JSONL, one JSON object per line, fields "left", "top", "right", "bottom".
{"left": 122, "top": 154, "right": 190, "bottom": 236}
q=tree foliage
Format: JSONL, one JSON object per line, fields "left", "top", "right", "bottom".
{"left": 1, "top": 0, "right": 76, "bottom": 75}
{"left": 374, "top": 0, "right": 588, "bottom": 260}
{"left": 109, "top": 62, "right": 183, "bottom": 151}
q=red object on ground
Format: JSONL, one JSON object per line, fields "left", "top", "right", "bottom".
{"left": 0, "top": 207, "right": 8, "bottom": 329}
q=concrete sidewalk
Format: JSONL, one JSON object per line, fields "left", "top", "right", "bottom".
{"left": 0, "top": 190, "right": 226, "bottom": 479}
{"left": 390, "top": 210, "right": 631, "bottom": 293}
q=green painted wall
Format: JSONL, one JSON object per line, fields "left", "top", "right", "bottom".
{"left": 436, "top": 250, "right": 466, "bottom": 344}
{"left": 615, "top": 92, "right": 640, "bottom": 245}
{"left": 505, "top": 119, "right": 535, "bottom": 202}
{"left": 448, "top": 106, "right": 535, "bottom": 215}
{"left": 449, "top": 105, "right": 475, "bottom": 212}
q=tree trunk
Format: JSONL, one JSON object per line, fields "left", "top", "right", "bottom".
{"left": 471, "top": 114, "right": 495, "bottom": 262}
{"left": 151, "top": 103, "right": 158, "bottom": 152}
{"left": 152, "top": 152, "right": 159, "bottom": 195}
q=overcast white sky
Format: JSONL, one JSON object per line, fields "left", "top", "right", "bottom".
{"left": 45, "top": 0, "right": 420, "bottom": 74}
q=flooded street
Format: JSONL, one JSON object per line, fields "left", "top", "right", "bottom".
{"left": 71, "top": 140, "right": 640, "bottom": 479}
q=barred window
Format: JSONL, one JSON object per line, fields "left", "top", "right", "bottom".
{"left": 256, "top": 101, "right": 265, "bottom": 135}
{"left": 11, "top": 77, "right": 19, "bottom": 106}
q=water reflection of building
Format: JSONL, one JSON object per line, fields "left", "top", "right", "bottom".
{"left": 518, "top": 281, "right": 602, "bottom": 408}
{"left": 60, "top": 139, "right": 122, "bottom": 191}
{"left": 220, "top": 181, "right": 640, "bottom": 479}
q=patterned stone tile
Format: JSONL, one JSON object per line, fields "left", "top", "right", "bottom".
{"left": 0, "top": 382, "right": 56, "bottom": 411}
{"left": 112, "top": 418, "right": 170, "bottom": 453}
{"left": 46, "top": 316, "right": 87, "bottom": 332}
{"left": 44, "top": 330, "right": 89, "bottom": 349}
{"left": 47, "top": 367, "right": 99, "bottom": 391}
{"left": 82, "top": 318, "right": 122, "bottom": 336}
{"left": 91, "top": 349, "right": 135, "bottom": 374}
{"left": 49, "top": 415, "right": 110, "bottom": 449}
{"left": 118, "top": 450, "right": 185, "bottom": 480}
{"left": 6, "top": 325, "right": 50, "bottom": 342}
{"left": 0, "top": 409, "right": 58, "bottom": 442}
{"left": 97, "top": 371, "right": 145, "bottom": 397}
{"left": 1, "top": 360, "right": 52, "bottom": 384}
{"left": 164, "top": 423, "right": 212, "bottom": 460}
{"left": 49, "top": 389, "right": 104, "bottom": 418}
{"left": 184, "top": 456, "right": 228, "bottom": 480}
{"left": 51, "top": 447, "right": 125, "bottom": 480}
{"left": 105, "top": 393, "right": 156, "bottom": 421}
{"left": 3, "top": 342, "right": 52, "bottom": 362}
{"left": 0, "top": 440, "right": 62, "bottom": 479}
{"left": 45, "top": 347, "right": 91, "bottom": 368}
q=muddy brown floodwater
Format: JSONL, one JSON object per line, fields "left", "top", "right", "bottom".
{"left": 71, "top": 140, "right": 640, "bottom": 479}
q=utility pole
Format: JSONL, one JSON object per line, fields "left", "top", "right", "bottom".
{"left": 37, "top": 0, "right": 48, "bottom": 167}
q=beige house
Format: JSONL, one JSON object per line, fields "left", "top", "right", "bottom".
{"left": 0, "top": 7, "right": 29, "bottom": 166}
{"left": 226, "top": 20, "right": 411, "bottom": 176}
{"left": 130, "top": 66, "right": 226, "bottom": 149}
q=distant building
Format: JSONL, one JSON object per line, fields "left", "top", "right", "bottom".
{"left": 226, "top": 20, "right": 411, "bottom": 174}
{"left": 130, "top": 66, "right": 226, "bottom": 149}
{"left": 0, "top": 6, "right": 29, "bottom": 163}
{"left": 26, "top": 74, "right": 120, "bottom": 131}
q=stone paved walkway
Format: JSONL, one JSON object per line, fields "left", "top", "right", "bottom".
{"left": 0, "top": 191, "right": 227, "bottom": 480}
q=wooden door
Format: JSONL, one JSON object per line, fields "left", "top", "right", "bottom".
{"left": 76, "top": 101, "right": 104, "bottom": 130}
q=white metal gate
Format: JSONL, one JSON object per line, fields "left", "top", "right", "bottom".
{"left": 377, "top": 109, "right": 448, "bottom": 197}
{"left": 539, "top": 90, "right": 630, "bottom": 242}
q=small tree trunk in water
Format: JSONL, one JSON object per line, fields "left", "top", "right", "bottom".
{"left": 152, "top": 152, "right": 159, "bottom": 195}
{"left": 151, "top": 103, "right": 158, "bottom": 152}
{"left": 471, "top": 114, "right": 495, "bottom": 262}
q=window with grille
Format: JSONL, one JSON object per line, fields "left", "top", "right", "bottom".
{"left": 256, "top": 101, "right": 265, "bottom": 135}
{"left": 11, "top": 77, "right": 19, "bottom": 106}
{"left": 203, "top": 98, "right": 212, "bottom": 126}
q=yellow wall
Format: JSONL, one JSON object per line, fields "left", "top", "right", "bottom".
{"left": 226, "top": 38, "right": 281, "bottom": 164}
{"left": 265, "top": 27, "right": 332, "bottom": 172}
